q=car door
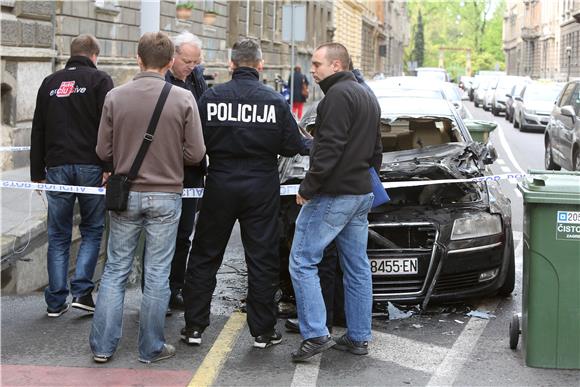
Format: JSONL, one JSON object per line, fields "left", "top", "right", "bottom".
{"left": 514, "top": 86, "right": 526, "bottom": 126}
{"left": 563, "top": 84, "right": 580, "bottom": 169}
{"left": 552, "top": 83, "right": 577, "bottom": 168}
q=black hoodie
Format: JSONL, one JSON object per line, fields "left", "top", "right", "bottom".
{"left": 299, "top": 71, "right": 382, "bottom": 199}
{"left": 30, "top": 56, "right": 114, "bottom": 180}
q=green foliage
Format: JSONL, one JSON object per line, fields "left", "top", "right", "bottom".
{"left": 176, "top": 1, "right": 194, "bottom": 10}
{"left": 412, "top": 10, "right": 425, "bottom": 68}
{"left": 404, "top": 0, "right": 506, "bottom": 76}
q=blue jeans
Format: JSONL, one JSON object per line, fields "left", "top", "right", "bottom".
{"left": 290, "top": 193, "right": 373, "bottom": 342}
{"left": 90, "top": 191, "right": 181, "bottom": 361}
{"left": 45, "top": 164, "right": 105, "bottom": 310}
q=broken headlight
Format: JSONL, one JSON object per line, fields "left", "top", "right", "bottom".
{"left": 450, "top": 213, "right": 502, "bottom": 240}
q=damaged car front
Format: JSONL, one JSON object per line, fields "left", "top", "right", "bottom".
{"left": 278, "top": 98, "right": 515, "bottom": 306}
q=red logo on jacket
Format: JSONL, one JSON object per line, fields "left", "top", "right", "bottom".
{"left": 56, "top": 81, "right": 76, "bottom": 97}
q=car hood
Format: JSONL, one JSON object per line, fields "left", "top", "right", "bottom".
{"left": 523, "top": 100, "right": 554, "bottom": 114}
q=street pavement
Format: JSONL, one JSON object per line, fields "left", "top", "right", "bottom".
{"left": 2, "top": 102, "right": 580, "bottom": 386}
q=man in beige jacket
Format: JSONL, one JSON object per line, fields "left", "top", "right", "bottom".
{"left": 90, "top": 31, "right": 205, "bottom": 364}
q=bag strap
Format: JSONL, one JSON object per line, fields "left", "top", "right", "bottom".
{"left": 127, "top": 82, "right": 172, "bottom": 180}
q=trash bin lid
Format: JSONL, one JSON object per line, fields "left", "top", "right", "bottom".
{"left": 518, "top": 170, "right": 580, "bottom": 204}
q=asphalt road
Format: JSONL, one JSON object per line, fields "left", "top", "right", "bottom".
{"left": 2, "top": 102, "right": 579, "bottom": 386}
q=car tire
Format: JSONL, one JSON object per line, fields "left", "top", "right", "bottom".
{"left": 474, "top": 100, "right": 479, "bottom": 108}
{"left": 544, "top": 139, "right": 561, "bottom": 170}
{"left": 492, "top": 106, "right": 498, "bottom": 116}
{"left": 513, "top": 114, "right": 519, "bottom": 128}
{"left": 573, "top": 148, "right": 580, "bottom": 171}
{"left": 497, "top": 232, "right": 515, "bottom": 297}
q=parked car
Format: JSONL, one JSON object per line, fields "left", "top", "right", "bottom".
{"left": 459, "top": 76, "right": 473, "bottom": 91}
{"left": 513, "top": 82, "right": 565, "bottom": 131}
{"left": 368, "top": 77, "right": 468, "bottom": 118}
{"left": 545, "top": 80, "right": 580, "bottom": 170}
{"left": 278, "top": 97, "right": 515, "bottom": 306}
{"left": 490, "top": 76, "right": 527, "bottom": 116}
{"left": 416, "top": 67, "right": 450, "bottom": 82}
{"left": 505, "top": 80, "right": 530, "bottom": 123}
{"left": 474, "top": 77, "right": 498, "bottom": 108}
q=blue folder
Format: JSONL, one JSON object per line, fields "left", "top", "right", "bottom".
{"left": 369, "top": 167, "right": 390, "bottom": 208}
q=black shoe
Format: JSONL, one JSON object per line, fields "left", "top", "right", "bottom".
{"left": 71, "top": 294, "right": 95, "bottom": 313}
{"left": 47, "top": 303, "right": 70, "bottom": 318}
{"left": 253, "top": 330, "right": 282, "bottom": 348}
{"left": 138, "top": 344, "right": 176, "bottom": 364}
{"left": 169, "top": 290, "right": 185, "bottom": 310}
{"left": 291, "top": 336, "right": 335, "bottom": 362}
{"left": 181, "top": 326, "right": 202, "bottom": 345}
{"left": 333, "top": 334, "right": 369, "bottom": 355}
{"left": 285, "top": 318, "right": 300, "bottom": 333}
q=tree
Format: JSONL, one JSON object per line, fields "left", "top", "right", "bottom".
{"left": 412, "top": 10, "right": 425, "bottom": 68}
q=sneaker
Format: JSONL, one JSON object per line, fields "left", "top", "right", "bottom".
{"left": 253, "top": 330, "right": 282, "bottom": 348}
{"left": 291, "top": 335, "right": 335, "bottom": 362}
{"left": 139, "top": 344, "right": 175, "bottom": 364}
{"left": 47, "top": 303, "right": 70, "bottom": 318}
{"left": 169, "top": 290, "right": 185, "bottom": 310}
{"left": 333, "top": 334, "right": 369, "bottom": 355}
{"left": 285, "top": 318, "right": 300, "bottom": 334}
{"left": 181, "top": 327, "right": 202, "bottom": 345}
{"left": 71, "top": 294, "right": 95, "bottom": 313}
{"left": 93, "top": 354, "right": 111, "bottom": 363}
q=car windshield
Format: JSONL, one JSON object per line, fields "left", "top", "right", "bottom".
{"left": 373, "top": 89, "right": 444, "bottom": 99}
{"left": 524, "top": 85, "right": 563, "bottom": 101}
{"left": 417, "top": 70, "right": 447, "bottom": 82}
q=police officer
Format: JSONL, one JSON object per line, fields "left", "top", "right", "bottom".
{"left": 181, "top": 39, "right": 308, "bottom": 348}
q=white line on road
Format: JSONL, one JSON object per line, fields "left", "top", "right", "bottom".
{"left": 426, "top": 298, "right": 500, "bottom": 387}
{"left": 514, "top": 188, "right": 522, "bottom": 198}
{"left": 495, "top": 123, "right": 526, "bottom": 175}
{"left": 496, "top": 159, "right": 506, "bottom": 165}
{"left": 500, "top": 166, "right": 511, "bottom": 173}
{"left": 291, "top": 353, "right": 322, "bottom": 387}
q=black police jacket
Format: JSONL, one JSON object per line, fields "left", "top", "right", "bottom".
{"left": 197, "top": 67, "right": 307, "bottom": 170}
{"left": 30, "top": 56, "right": 114, "bottom": 181}
{"left": 299, "top": 71, "right": 382, "bottom": 199}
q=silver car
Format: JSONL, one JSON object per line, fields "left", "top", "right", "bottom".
{"left": 513, "top": 82, "right": 565, "bottom": 132}
{"left": 545, "top": 80, "right": 580, "bottom": 170}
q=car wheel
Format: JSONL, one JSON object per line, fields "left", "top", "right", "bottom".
{"left": 574, "top": 148, "right": 580, "bottom": 171}
{"left": 513, "top": 114, "right": 519, "bottom": 128}
{"left": 497, "top": 231, "right": 515, "bottom": 297}
{"left": 544, "top": 139, "right": 560, "bottom": 170}
{"left": 474, "top": 100, "right": 479, "bottom": 108}
{"left": 492, "top": 106, "right": 499, "bottom": 116}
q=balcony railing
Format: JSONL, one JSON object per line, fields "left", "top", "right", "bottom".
{"left": 573, "top": 8, "right": 580, "bottom": 23}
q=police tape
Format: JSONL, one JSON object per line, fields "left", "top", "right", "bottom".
{"left": 1, "top": 173, "right": 527, "bottom": 198}
{"left": 0, "top": 146, "right": 31, "bottom": 152}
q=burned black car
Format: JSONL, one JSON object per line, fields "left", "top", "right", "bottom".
{"left": 278, "top": 97, "right": 515, "bottom": 306}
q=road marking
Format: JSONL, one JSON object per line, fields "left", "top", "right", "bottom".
{"left": 495, "top": 124, "right": 526, "bottom": 175}
{"left": 426, "top": 298, "right": 500, "bottom": 386}
{"left": 188, "top": 312, "right": 246, "bottom": 387}
{"left": 500, "top": 166, "right": 511, "bottom": 173}
{"left": 291, "top": 355, "right": 322, "bottom": 387}
{"left": 514, "top": 188, "right": 522, "bottom": 198}
{"left": 370, "top": 331, "right": 448, "bottom": 373}
{"left": 496, "top": 159, "right": 506, "bottom": 165}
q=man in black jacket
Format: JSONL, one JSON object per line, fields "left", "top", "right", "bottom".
{"left": 181, "top": 39, "right": 309, "bottom": 349}
{"left": 289, "top": 43, "right": 381, "bottom": 362}
{"left": 165, "top": 31, "right": 208, "bottom": 310}
{"left": 30, "top": 34, "right": 114, "bottom": 317}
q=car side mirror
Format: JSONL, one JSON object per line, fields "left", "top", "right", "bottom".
{"left": 453, "top": 102, "right": 461, "bottom": 109}
{"left": 514, "top": 96, "right": 523, "bottom": 102}
{"left": 561, "top": 105, "right": 576, "bottom": 118}
{"left": 505, "top": 94, "right": 511, "bottom": 98}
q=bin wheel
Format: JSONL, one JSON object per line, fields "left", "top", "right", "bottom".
{"left": 509, "top": 314, "right": 520, "bottom": 350}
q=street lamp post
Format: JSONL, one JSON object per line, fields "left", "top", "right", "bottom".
{"left": 566, "top": 46, "right": 572, "bottom": 82}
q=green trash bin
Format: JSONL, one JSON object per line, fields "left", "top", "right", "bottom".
{"left": 464, "top": 119, "right": 497, "bottom": 144}
{"left": 516, "top": 170, "right": 580, "bottom": 369}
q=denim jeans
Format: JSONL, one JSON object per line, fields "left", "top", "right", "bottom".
{"left": 290, "top": 193, "right": 374, "bottom": 342}
{"left": 45, "top": 164, "right": 105, "bottom": 310}
{"left": 90, "top": 191, "right": 181, "bottom": 361}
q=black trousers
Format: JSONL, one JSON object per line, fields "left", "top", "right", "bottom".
{"left": 183, "top": 166, "right": 280, "bottom": 337}
{"left": 169, "top": 166, "right": 204, "bottom": 294}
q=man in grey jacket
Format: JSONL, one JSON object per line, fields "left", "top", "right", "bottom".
{"left": 90, "top": 31, "right": 205, "bottom": 364}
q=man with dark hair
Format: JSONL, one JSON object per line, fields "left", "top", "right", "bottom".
{"left": 181, "top": 38, "right": 308, "bottom": 348}
{"left": 30, "top": 33, "right": 113, "bottom": 318}
{"left": 288, "top": 65, "right": 309, "bottom": 119}
{"left": 289, "top": 42, "right": 382, "bottom": 362}
{"left": 90, "top": 31, "right": 205, "bottom": 364}
{"left": 165, "top": 31, "right": 208, "bottom": 310}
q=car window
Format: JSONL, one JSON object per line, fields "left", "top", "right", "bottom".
{"left": 571, "top": 86, "right": 580, "bottom": 116}
{"left": 558, "top": 83, "right": 576, "bottom": 107}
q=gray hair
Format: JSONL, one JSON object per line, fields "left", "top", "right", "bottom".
{"left": 231, "top": 39, "right": 262, "bottom": 67}
{"left": 173, "top": 31, "right": 202, "bottom": 53}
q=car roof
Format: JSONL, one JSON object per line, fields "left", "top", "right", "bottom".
{"left": 376, "top": 96, "right": 457, "bottom": 118}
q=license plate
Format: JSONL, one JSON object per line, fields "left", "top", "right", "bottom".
{"left": 370, "top": 258, "right": 418, "bottom": 275}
